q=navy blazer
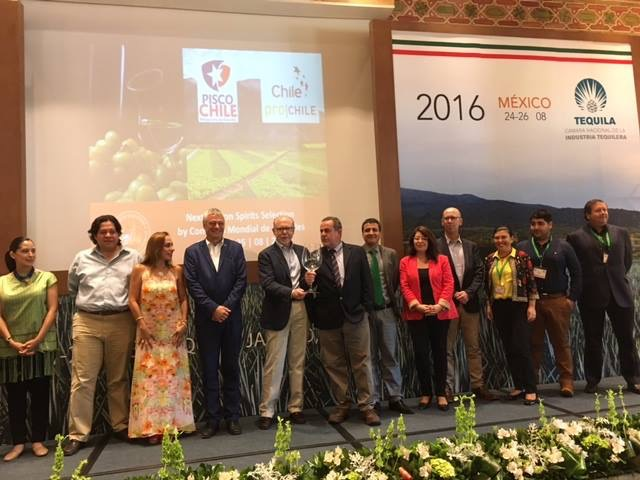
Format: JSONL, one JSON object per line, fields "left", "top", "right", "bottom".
{"left": 306, "top": 242, "right": 374, "bottom": 330}
{"left": 566, "top": 224, "right": 633, "bottom": 309}
{"left": 183, "top": 239, "right": 247, "bottom": 324}
{"left": 258, "top": 242, "right": 308, "bottom": 331}
{"left": 436, "top": 237, "right": 484, "bottom": 313}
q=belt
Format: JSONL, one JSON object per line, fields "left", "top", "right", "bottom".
{"left": 538, "top": 293, "right": 566, "bottom": 300}
{"left": 374, "top": 302, "right": 393, "bottom": 311}
{"left": 77, "top": 308, "right": 129, "bottom": 316}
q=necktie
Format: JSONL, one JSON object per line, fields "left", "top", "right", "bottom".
{"left": 369, "top": 250, "right": 385, "bottom": 308}
{"left": 328, "top": 249, "right": 342, "bottom": 288}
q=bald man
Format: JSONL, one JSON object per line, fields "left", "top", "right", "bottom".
{"left": 437, "top": 207, "right": 496, "bottom": 401}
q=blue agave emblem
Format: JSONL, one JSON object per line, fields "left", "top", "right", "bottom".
{"left": 575, "top": 78, "right": 607, "bottom": 113}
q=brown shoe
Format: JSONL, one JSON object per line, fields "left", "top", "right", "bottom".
{"left": 62, "top": 439, "right": 85, "bottom": 457}
{"left": 362, "top": 408, "right": 381, "bottom": 426}
{"left": 31, "top": 442, "right": 49, "bottom": 457}
{"left": 288, "top": 412, "right": 306, "bottom": 424}
{"left": 3, "top": 444, "right": 24, "bottom": 462}
{"left": 472, "top": 387, "right": 498, "bottom": 401}
{"left": 328, "top": 408, "right": 350, "bottom": 424}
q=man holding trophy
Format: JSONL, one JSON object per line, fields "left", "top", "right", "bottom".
{"left": 257, "top": 216, "right": 311, "bottom": 429}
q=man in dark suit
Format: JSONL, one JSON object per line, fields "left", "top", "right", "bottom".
{"left": 257, "top": 215, "right": 310, "bottom": 430}
{"left": 361, "top": 218, "right": 413, "bottom": 415}
{"left": 305, "top": 216, "right": 380, "bottom": 426}
{"left": 184, "top": 208, "right": 247, "bottom": 437}
{"left": 437, "top": 207, "right": 496, "bottom": 401}
{"left": 567, "top": 198, "right": 640, "bottom": 394}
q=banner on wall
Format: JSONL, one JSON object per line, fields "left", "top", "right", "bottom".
{"left": 392, "top": 31, "right": 640, "bottom": 246}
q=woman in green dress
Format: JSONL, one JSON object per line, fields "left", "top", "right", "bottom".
{"left": 0, "top": 237, "right": 58, "bottom": 461}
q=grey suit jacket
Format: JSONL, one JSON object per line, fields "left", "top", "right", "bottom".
{"left": 566, "top": 224, "right": 633, "bottom": 309}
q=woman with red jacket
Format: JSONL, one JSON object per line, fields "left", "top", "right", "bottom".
{"left": 400, "top": 226, "right": 457, "bottom": 411}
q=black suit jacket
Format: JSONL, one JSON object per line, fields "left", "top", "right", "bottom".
{"left": 436, "top": 237, "right": 484, "bottom": 313}
{"left": 566, "top": 224, "right": 633, "bottom": 308}
{"left": 306, "top": 242, "right": 374, "bottom": 330}
{"left": 258, "top": 242, "right": 308, "bottom": 331}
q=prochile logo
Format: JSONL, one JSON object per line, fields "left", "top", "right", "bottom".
{"left": 574, "top": 78, "right": 615, "bottom": 126}
{"left": 264, "top": 66, "right": 318, "bottom": 120}
{"left": 271, "top": 66, "right": 310, "bottom": 99}
{"left": 199, "top": 60, "right": 237, "bottom": 121}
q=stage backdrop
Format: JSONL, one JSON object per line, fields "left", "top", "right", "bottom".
{"left": 392, "top": 30, "right": 640, "bottom": 391}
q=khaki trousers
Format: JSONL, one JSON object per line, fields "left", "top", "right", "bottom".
{"left": 68, "top": 311, "right": 135, "bottom": 441}
{"left": 532, "top": 295, "right": 574, "bottom": 387}
{"left": 446, "top": 305, "right": 484, "bottom": 391}
{"left": 259, "top": 301, "right": 309, "bottom": 418}
{"left": 317, "top": 318, "right": 374, "bottom": 412}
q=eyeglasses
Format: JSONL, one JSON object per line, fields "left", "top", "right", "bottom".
{"left": 274, "top": 227, "right": 294, "bottom": 232}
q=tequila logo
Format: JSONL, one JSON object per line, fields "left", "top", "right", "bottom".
{"left": 575, "top": 78, "right": 607, "bottom": 113}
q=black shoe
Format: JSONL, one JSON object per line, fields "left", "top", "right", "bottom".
{"left": 628, "top": 384, "right": 640, "bottom": 394}
{"left": 584, "top": 383, "right": 598, "bottom": 394}
{"left": 200, "top": 422, "right": 219, "bottom": 439}
{"left": 506, "top": 390, "right": 524, "bottom": 401}
{"left": 62, "top": 439, "right": 85, "bottom": 457}
{"left": 436, "top": 396, "right": 449, "bottom": 411}
{"left": 418, "top": 396, "right": 431, "bottom": 410}
{"left": 289, "top": 412, "right": 306, "bottom": 424}
{"left": 227, "top": 419, "right": 242, "bottom": 435}
{"left": 113, "top": 429, "right": 130, "bottom": 442}
{"left": 389, "top": 400, "right": 414, "bottom": 415}
{"left": 258, "top": 416, "right": 273, "bottom": 430}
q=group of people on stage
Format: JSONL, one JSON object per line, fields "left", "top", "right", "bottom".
{"left": 2, "top": 199, "right": 640, "bottom": 462}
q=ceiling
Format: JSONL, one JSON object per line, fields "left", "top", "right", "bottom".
{"left": 34, "top": 0, "right": 395, "bottom": 19}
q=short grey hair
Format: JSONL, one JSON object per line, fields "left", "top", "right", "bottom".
{"left": 273, "top": 215, "right": 295, "bottom": 228}
{"left": 202, "top": 208, "right": 224, "bottom": 225}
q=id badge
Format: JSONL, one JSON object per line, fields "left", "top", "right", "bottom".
{"left": 533, "top": 267, "right": 547, "bottom": 279}
{"left": 603, "top": 253, "right": 609, "bottom": 264}
{"left": 495, "top": 285, "right": 505, "bottom": 295}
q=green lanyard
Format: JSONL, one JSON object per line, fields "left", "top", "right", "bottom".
{"left": 591, "top": 230, "right": 611, "bottom": 250}
{"left": 495, "top": 256, "right": 510, "bottom": 284}
{"left": 531, "top": 237, "right": 551, "bottom": 265}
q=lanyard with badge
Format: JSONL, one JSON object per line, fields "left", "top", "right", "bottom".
{"left": 494, "top": 256, "right": 509, "bottom": 295}
{"left": 530, "top": 237, "right": 551, "bottom": 279}
{"left": 591, "top": 230, "right": 611, "bottom": 264}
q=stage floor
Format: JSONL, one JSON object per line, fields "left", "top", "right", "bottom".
{"left": 3, "top": 377, "right": 640, "bottom": 479}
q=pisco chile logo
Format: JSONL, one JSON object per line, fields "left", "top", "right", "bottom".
{"left": 574, "top": 78, "right": 615, "bottom": 126}
{"left": 202, "top": 60, "right": 231, "bottom": 91}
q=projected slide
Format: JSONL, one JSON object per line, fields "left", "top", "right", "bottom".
{"left": 87, "top": 48, "right": 327, "bottom": 259}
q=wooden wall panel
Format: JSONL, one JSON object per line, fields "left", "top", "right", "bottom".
{"left": 0, "top": 0, "right": 25, "bottom": 276}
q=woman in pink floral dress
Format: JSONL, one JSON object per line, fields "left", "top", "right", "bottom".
{"left": 128, "top": 232, "right": 195, "bottom": 444}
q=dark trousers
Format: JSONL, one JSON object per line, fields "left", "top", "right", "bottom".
{"left": 493, "top": 300, "right": 537, "bottom": 394}
{"left": 6, "top": 376, "right": 50, "bottom": 444}
{"left": 407, "top": 317, "right": 449, "bottom": 396}
{"left": 579, "top": 300, "right": 640, "bottom": 386}
{"left": 195, "top": 315, "right": 242, "bottom": 424}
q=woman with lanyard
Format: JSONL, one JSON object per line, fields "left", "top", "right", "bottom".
{"left": 0, "top": 237, "right": 58, "bottom": 461}
{"left": 485, "top": 226, "right": 539, "bottom": 405}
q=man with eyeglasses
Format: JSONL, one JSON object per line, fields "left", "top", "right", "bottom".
{"left": 437, "top": 207, "right": 497, "bottom": 402}
{"left": 256, "top": 216, "right": 310, "bottom": 429}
